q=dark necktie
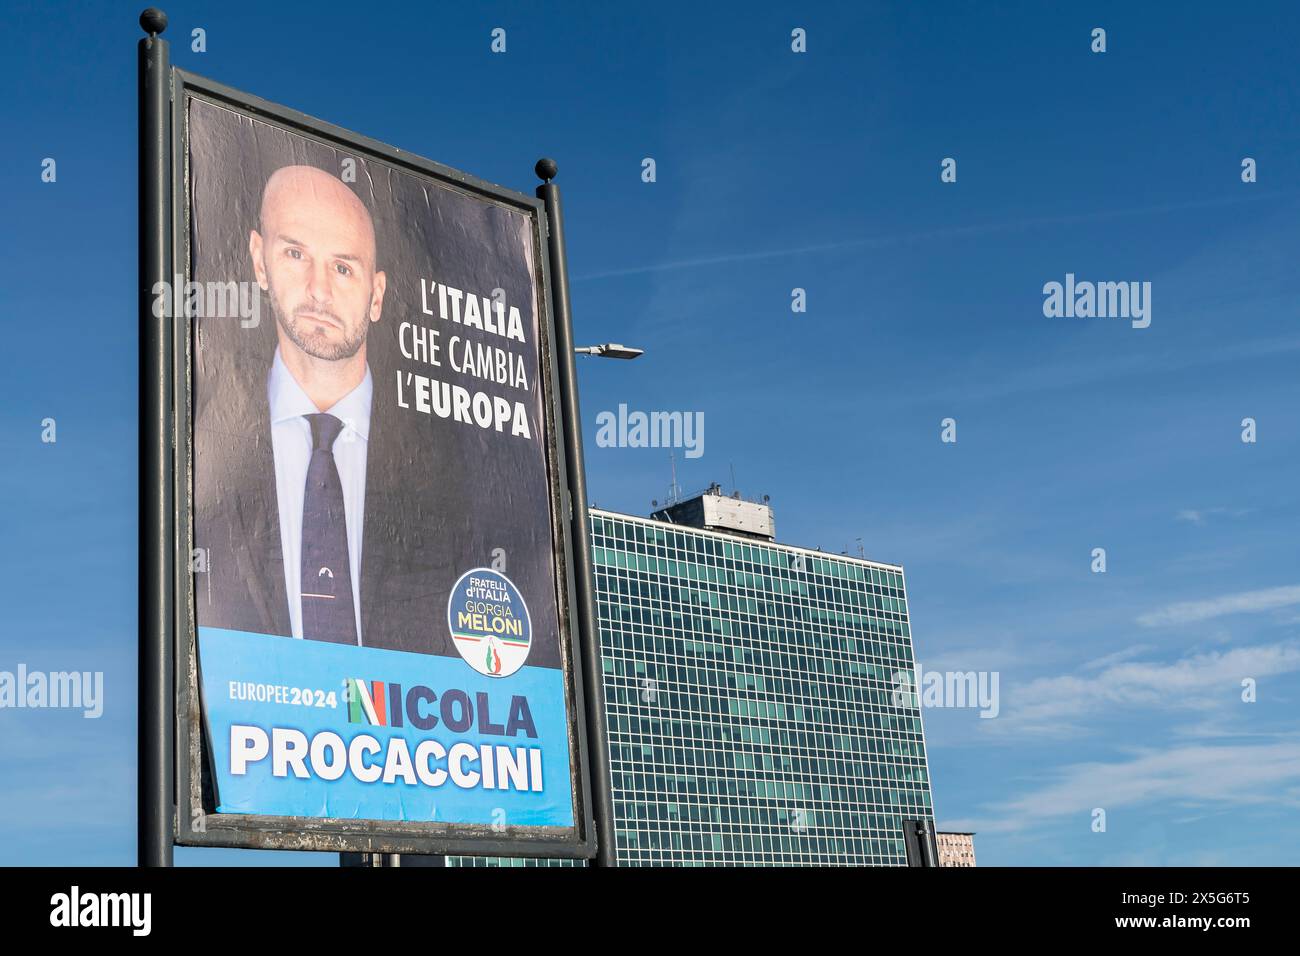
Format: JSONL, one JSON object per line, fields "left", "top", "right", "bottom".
{"left": 300, "top": 412, "right": 357, "bottom": 644}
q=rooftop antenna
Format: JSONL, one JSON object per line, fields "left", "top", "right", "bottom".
{"left": 857, "top": 537, "right": 865, "bottom": 559}
{"left": 668, "top": 451, "right": 682, "bottom": 505}
{"left": 730, "top": 461, "right": 737, "bottom": 496}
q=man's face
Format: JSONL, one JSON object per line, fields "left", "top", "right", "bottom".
{"left": 249, "top": 166, "right": 386, "bottom": 362}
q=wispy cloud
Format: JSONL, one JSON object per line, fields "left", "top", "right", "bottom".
{"left": 1176, "top": 507, "right": 1252, "bottom": 526}
{"left": 1138, "top": 585, "right": 1300, "bottom": 627}
{"left": 573, "top": 192, "right": 1290, "bottom": 282}
{"left": 943, "top": 739, "right": 1300, "bottom": 834}
{"left": 918, "top": 333, "right": 1300, "bottom": 408}
{"left": 991, "top": 641, "right": 1300, "bottom": 736}
{"left": 1081, "top": 645, "right": 1155, "bottom": 671}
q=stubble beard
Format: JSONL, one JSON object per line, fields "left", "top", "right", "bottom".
{"left": 268, "top": 283, "right": 370, "bottom": 362}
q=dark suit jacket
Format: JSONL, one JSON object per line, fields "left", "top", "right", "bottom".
{"left": 193, "top": 343, "right": 563, "bottom": 668}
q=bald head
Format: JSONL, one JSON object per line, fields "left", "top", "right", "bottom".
{"left": 259, "top": 165, "right": 377, "bottom": 269}
{"left": 249, "top": 164, "right": 386, "bottom": 373}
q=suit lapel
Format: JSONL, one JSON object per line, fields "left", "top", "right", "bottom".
{"left": 243, "top": 428, "right": 290, "bottom": 636}
{"left": 209, "top": 374, "right": 291, "bottom": 638}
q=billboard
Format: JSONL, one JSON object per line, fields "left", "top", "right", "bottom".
{"left": 166, "top": 72, "right": 595, "bottom": 856}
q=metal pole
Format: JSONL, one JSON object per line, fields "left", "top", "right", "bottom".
{"left": 535, "top": 159, "right": 617, "bottom": 867}
{"left": 138, "top": 6, "right": 174, "bottom": 868}
{"left": 921, "top": 819, "right": 939, "bottom": 868}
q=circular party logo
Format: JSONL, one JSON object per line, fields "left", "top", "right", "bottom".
{"left": 447, "top": 568, "right": 532, "bottom": 678}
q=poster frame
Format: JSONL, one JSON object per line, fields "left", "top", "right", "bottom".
{"left": 163, "top": 68, "right": 599, "bottom": 859}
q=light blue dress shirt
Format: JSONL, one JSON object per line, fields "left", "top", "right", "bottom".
{"left": 267, "top": 347, "right": 372, "bottom": 642}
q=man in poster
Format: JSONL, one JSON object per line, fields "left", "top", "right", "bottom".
{"left": 189, "top": 100, "right": 562, "bottom": 669}
{"left": 251, "top": 164, "right": 384, "bottom": 646}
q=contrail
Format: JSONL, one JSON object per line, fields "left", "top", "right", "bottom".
{"left": 573, "top": 191, "right": 1292, "bottom": 282}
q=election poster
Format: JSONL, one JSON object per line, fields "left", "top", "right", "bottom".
{"left": 171, "top": 80, "right": 591, "bottom": 854}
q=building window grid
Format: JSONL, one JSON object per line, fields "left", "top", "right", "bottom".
{"left": 454, "top": 516, "right": 932, "bottom": 866}
{"left": 589, "top": 513, "right": 934, "bottom": 866}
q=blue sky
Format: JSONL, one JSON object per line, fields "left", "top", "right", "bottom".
{"left": 2, "top": 0, "right": 1298, "bottom": 866}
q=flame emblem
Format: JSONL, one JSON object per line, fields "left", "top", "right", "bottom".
{"left": 485, "top": 640, "right": 503, "bottom": 675}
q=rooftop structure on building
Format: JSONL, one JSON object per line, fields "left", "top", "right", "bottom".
{"left": 650, "top": 482, "right": 777, "bottom": 542}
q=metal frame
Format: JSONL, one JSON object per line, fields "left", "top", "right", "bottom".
{"left": 535, "top": 173, "right": 618, "bottom": 866}
{"left": 160, "top": 68, "right": 599, "bottom": 859}
{"left": 138, "top": 19, "right": 174, "bottom": 869}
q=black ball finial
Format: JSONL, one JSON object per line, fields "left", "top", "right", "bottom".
{"left": 535, "top": 158, "right": 558, "bottom": 183}
{"left": 140, "top": 8, "right": 168, "bottom": 36}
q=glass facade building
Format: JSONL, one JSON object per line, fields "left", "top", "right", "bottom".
{"left": 591, "top": 507, "right": 933, "bottom": 865}
{"left": 452, "top": 504, "right": 935, "bottom": 866}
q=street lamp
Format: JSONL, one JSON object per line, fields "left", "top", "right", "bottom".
{"left": 574, "top": 343, "right": 644, "bottom": 360}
